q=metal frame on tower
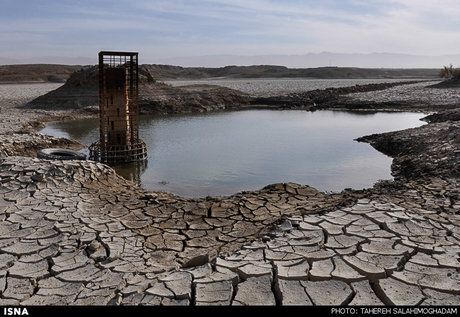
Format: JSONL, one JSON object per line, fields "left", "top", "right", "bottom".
{"left": 89, "top": 51, "right": 147, "bottom": 164}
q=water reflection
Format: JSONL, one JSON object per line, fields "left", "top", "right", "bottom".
{"left": 59, "top": 118, "right": 99, "bottom": 141}
{"left": 111, "top": 159, "right": 148, "bottom": 186}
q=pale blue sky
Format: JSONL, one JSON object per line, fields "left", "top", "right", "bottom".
{"left": 1, "top": 0, "right": 460, "bottom": 64}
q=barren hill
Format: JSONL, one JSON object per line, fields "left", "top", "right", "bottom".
{"left": 1, "top": 63, "right": 440, "bottom": 83}
{"left": 0, "top": 64, "right": 84, "bottom": 83}
{"left": 143, "top": 64, "right": 440, "bottom": 80}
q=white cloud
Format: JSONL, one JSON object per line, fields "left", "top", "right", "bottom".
{"left": 1, "top": 0, "right": 459, "bottom": 60}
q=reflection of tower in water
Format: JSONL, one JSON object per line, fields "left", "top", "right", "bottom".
{"left": 89, "top": 51, "right": 147, "bottom": 163}
{"left": 112, "top": 160, "right": 148, "bottom": 187}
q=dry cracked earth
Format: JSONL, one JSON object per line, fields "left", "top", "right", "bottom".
{"left": 0, "top": 156, "right": 458, "bottom": 306}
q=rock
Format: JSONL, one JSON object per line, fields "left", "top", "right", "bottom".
{"left": 2, "top": 277, "right": 34, "bottom": 301}
{"left": 232, "top": 276, "right": 276, "bottom": 306}
{"left": 56, "top": 264, "right": 104, "bottom": 283}
{"left": 146, "top": 282, "right": 174, "bottom": 298}
{"left": 159, "top": 272, "right": 192, "bottom": 300}
{"left": 275, "top": 279, "right": 313, "bottom": 305}
{"left": 195, "top": 281, "right": 233, "bottom": 305}
{"left": 236, "top": 262, "right": 273, "bottom": 280}
{"left": 181, "top": 254, "right": 209, "bottom": 268}
{"left": 275, "top": 260, "right": 309, "bottom": 281}
{"left": 423, "top": 289, "right": 460, "bottom": 305}
{"left": 392, "top": 263, "right": 460, "bottom": 293}
{"left": 37, "top": 277, "right": 84, "bottom": 297}
{"left": 376, "top": 277, "right": 425, "bottom": 305}
{"left": 331, "top": 257, "right": 366, "bottom": 282}
{"left": 349, "top": 281, "right": 384, "bottom": 306}
{"left": 8, "top": 259, "right": 49, "bottom": 279}
{"left": 343, "top": 252, "right": 405, "bottom": 279}
{"left": 309, "top": 259, "right": 334, "bottom": 280}
{"left": 302, "top": 280, "right": 354, "bottom": 305}
{"left": 87, "top": 241, "right": 107, "bottom": 262}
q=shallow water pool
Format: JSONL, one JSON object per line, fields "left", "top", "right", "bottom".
{"left": 40, "top": 110, "right": 426, "bottom": 197}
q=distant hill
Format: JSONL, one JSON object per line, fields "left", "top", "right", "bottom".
{"left": 144, "top": 64, "right": 440, "bottom": 80}
{"left": 0, "top": 64, "right": 86, "bottom": 83}
{"left": 0, "top": 63, "right": 440, "bottom": 83}
{"left": 2, "top": 52, "right": 459, "bottom": 68}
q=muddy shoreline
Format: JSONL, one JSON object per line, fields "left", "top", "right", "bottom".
{"left": 0, "top": 80, "right": 459, "bottom": 305}
{"left": 1, "top": 80, "right": 459, "bottom": 221}
{"left": 1, "top": 79, "right": 459, "bottom": 214}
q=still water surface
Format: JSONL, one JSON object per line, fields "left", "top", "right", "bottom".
{"left": 40, "top": 110, "right": 426, "bottom": 197}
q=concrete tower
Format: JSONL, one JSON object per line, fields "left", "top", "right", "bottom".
{"left": 89, "top": 51, "right": 147, "bottom": 163}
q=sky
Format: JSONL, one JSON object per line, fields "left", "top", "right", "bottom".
{"left": 1, "top": 0, "right": 460, "bottom": 66}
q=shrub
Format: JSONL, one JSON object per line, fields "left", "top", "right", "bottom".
{"left": 440, "top": 64, "right": 460, "bottom": 79}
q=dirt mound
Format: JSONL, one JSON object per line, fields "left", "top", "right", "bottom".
{"left": 65, "top": 65, "right": 157, "bottom": 86}
{"left": 24, "top": 66, "right": 251, "bottom": 114}
{"left": 139, "top": 83, "right": 251, "bottom": 114}
{"left": 357, "top": 116, "right": 460, "bottom": 180}
{"left": 250, "top": 81, "right": 424, "bottom": 109}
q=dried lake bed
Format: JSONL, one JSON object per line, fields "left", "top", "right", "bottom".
{"left": 166, "top": 77, "right": 428, "bottom": 97}
{"left": 0, "top": 79, "right": 459, "bottom": 306}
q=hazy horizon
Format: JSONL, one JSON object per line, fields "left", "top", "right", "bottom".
{"left": 0, "top": 52, "right": 458, "bottom": 69}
